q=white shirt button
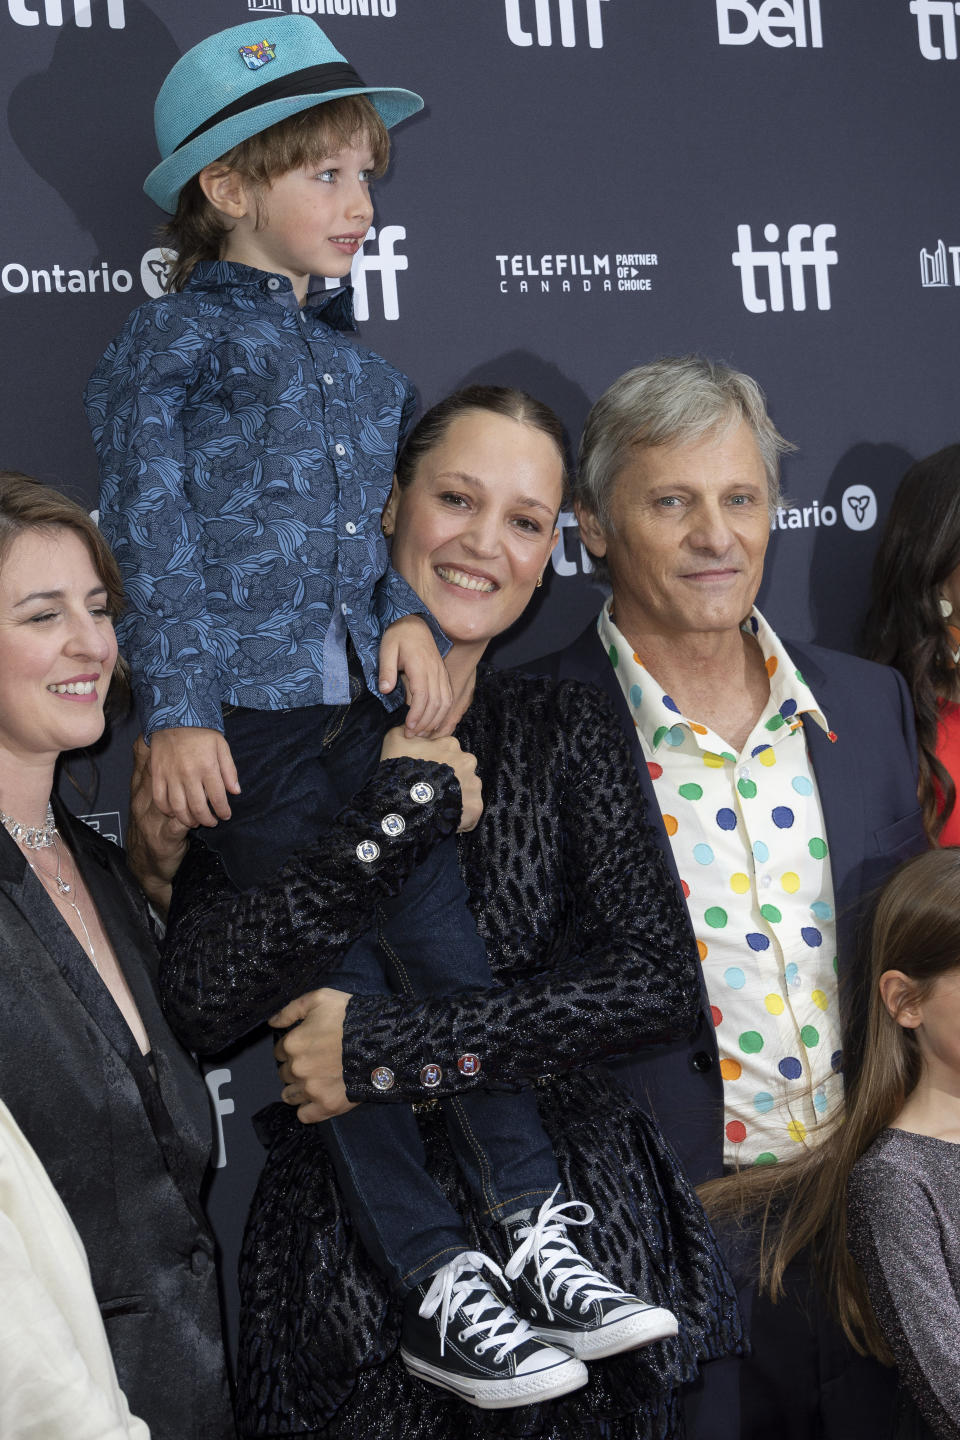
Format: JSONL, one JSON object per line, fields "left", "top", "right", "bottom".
{"left": 334, "top": 443, "right": 346, "bottom": 457}
{"left": 340, "top": 603, "right": 348, "bottom": 615}
{"left": 266, "top": 276, "right": 282, "bottom": 291}
{"left": 345, "top": 521, "right": 357, "bottom": 535}
{"left": 739, "top": 766, "right": 752, "bottom": 780}
{"left": 760, "top": 874, "right": 772, "bottom": 889}
{"left": 323, "top": 373, "right": 334, "bottom": 385}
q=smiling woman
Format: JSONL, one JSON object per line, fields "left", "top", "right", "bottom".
{"left": 156, "top": 386, "right": 744, "bottom": 1440}
{"left": 0, "top": 473, "right": 232, "bottom": 1440}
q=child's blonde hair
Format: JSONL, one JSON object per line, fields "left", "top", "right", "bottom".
{"left": 162, "top": 95, "right": 389, "bottom": 292}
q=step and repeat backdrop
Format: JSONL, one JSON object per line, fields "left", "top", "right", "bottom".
{"left": 3, "top": 0, "right": 959, "bottom": 1349}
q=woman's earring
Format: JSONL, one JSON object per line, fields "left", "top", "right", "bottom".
{"left": 536, "top": 573, "right": 544, "bottom": 589}
{"left": 940, "top": 595, "right": 953, "bottom": 619}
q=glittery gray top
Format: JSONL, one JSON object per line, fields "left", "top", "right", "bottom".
{"left": 847, "top": 1128, "right": 960, "bottom": 1439}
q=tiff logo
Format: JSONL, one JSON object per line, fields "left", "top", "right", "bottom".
{"left": 717, "top": 0, "right": 822, "bottom": 46}
{"left": 8, "top": 0, "right": 123, "bottom": 22}
{"left": 732, "top": 223, "right": 837, "bottom": 313}
{"left": 505, "top": 0, "right": 610, "bottom": 48}
{"left": 920, "top": 239, "right": 960, "bottom": 286}
{"left": 325, "top": 223, "right": 408, "bottom": 321}
{"left": 911, "top": 0, "right": 960, "bottom": 59}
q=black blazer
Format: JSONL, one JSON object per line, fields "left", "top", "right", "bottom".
{"left": 534, "top": 622, "right": 928, "bottom": 1186}
{"left": 0, "top": 799, "right": 233, "bottom": 1440}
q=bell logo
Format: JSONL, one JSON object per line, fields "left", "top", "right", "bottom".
{"left": 7, "top": 0, "right": 124, "bottom": 25}
{"left": 732, "top": 223, "right": 837, "bottom": 313}
{"left": 325, "top": 224, "right": 408, "bottom": 321}
{"left": 717, "top": 0, "right": 822, "bottom": 47}
{"left": 911, "top": 0, "right": 960, "bottom": 59}
{"left": 505, "top": 0, "right": 610, "bottom": 48}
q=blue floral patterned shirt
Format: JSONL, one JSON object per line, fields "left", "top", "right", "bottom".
{"left": 85, "top": 260, "right": 444, "bottom": 738}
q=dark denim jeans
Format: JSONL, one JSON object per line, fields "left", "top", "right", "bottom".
{"left": 205, "top": 683, "right": 560, "bottom": 1294}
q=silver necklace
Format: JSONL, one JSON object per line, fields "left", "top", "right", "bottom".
{"left": 0, "top": 803, "right": 57, "bottom": 850}
{"left": 24, "top": 837, "right": 99, "bottom": 973}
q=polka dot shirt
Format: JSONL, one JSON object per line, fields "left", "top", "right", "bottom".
{"left": 599, "top": 603, "right": 842, "bottom": 1167}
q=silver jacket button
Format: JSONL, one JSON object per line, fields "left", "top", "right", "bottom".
{"left": 410, "top": 781, "right": 434, "bottom": 804}
{"left": 381, "top": 813, "right": 406, "bottom": 837}
{"left": 457, "top": 1054, "right": 481, "bottom": 1077}
{"left": 356, "top": 840, "right": 380, "bottom": 863}
{"left": 371, "top": 1067, "right": 395, "bottom": 1091}
{"left": 420, "top": 1064, "right": 442, "bottom": 1088}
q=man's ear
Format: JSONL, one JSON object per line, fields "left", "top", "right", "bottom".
{"left": 381, "top": 475, "right": 401, "bottom": 537}
{"left": 198, "top": 164, "right": 252, "bottom": 220}
{"left": 575, "top": 503, "right": 609, "bottom": 559}
{"left": 878, "top": 970, "right": 924, "bottom": 1029}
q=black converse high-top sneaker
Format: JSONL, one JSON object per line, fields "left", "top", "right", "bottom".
{"left": 400, "top": 1250, "right": 587, "bottom": 1409}
{"left": 503, "top": 1190, "right": 679, "bottom": 1360}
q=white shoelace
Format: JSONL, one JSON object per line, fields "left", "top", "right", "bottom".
{"left": 418, "top": 1250, "right": 536, "bottom": 1361}
{"left": 503, "top": 1186, "right": 625, "bottom": 1322}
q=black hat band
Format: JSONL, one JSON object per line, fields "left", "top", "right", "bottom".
{"left": 175, "top": 61, "right": 366, "bottom": 152}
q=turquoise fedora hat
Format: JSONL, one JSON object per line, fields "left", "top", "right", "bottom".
{"left": 144, "top": 16, "right": 423, "bottom": 213}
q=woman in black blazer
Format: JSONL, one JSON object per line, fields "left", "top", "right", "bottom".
{"left": 0, "top": 471, "right": 233, "bottom": 1439}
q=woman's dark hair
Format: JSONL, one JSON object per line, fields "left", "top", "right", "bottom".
{"left": 700, "top": 846, "right": 960, "bottom": 1363}
{"left": 863, "top": 444, "right": 960, "bottom": 840}
{"left": 395, "top": 385, "right": 569, "bottom": 504}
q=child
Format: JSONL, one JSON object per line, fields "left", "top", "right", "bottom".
{"left": 85, "top": 18, "right": 677, "bottom": 1411}
{"left": 704, "top": 846, "right": 960, "bottom": 1440}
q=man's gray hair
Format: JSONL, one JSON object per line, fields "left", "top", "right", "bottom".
{"left": 575, "top": 356, "right": 792, "bottom": 534}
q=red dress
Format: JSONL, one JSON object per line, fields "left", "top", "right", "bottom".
{"left": 936, "top": 699, "right": 960, "bottom": 845}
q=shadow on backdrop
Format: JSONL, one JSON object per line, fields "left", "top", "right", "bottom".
{"left": 809, "top": 442, "right": 915, "bottom": 656}
{"left": 9, "top": 2, "right": 180, "bottom": 253}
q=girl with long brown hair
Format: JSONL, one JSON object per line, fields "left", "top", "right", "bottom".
{"left": 703, "top": 846, "right": 960, "bottom": 1439}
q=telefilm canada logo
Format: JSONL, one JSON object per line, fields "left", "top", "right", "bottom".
{"left": 505, "top": 0, "right": 610, "bottom": 48}
{"left": 772, "top": 486, "right": 877, "bottom": 533}
{"left": 732, "top": 223, "right": 837, "bottom": 313}
{"left": 920, "top": 238, "right": 960, "bottom": 287}
{"left": 246, "top": 0, "right": 397, "bottom": 14}
{"left": 910, "top": 0, "right": 960, "bottom": 59}
{"left": 6, "top": 0, "right": 123, "bottom": 24}
{"left": 496, "top": 249, "right": 658, "bottom": 297}
{"left": 716, "top": 0, "right": 822, "bottom": 47}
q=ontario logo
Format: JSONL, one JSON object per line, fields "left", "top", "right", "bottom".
{"left": 2, "top": 258, "right": 133, "bottom": 295}
{"left": 496, "top": 249, "right": 658, "bottom": 296}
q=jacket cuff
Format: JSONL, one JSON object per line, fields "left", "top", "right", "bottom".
{"left": 342, "top": 990, "right": 495, "bottom": 1104}
{"left": 330, "top": 757, "right": 463, "bottom": 898}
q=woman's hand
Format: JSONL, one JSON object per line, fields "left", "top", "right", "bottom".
{"left": 270, "top": 988, "right": 357, "bottom": 1123}
{"left": 379, "top": 727, "right": 483, "bottom": 831}
{"left": 126, "top": 736, "right": 191, "bottom": 916}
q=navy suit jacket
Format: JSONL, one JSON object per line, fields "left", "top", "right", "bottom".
{"left": 533, "top": 621, "right": 927, "bottom": 1186}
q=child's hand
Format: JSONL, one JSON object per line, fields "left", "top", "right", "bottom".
{"left": 378, "top": 615, "right": 453, "bottom": 737}
{"left": 379, "top": 728, "right": 483, "bottom": 832}
{"left": 148, "top": 726, "right": 241, "bottom": 830}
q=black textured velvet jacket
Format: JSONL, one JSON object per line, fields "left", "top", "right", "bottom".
{"left": 0, "top": 800, "right": 234, "bottom": 1440}
{"left": 161, "top": 671, "right": 736, "bottom": 1439}
{"left": 162, "top": 671, "right": 701, "bottom": 1086}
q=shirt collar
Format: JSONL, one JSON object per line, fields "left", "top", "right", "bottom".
{"left": 184, "top": 260, "right": 357, "bottom": 332}
{"left": 597, "top": 601, "right": 833, "bottom": 755}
